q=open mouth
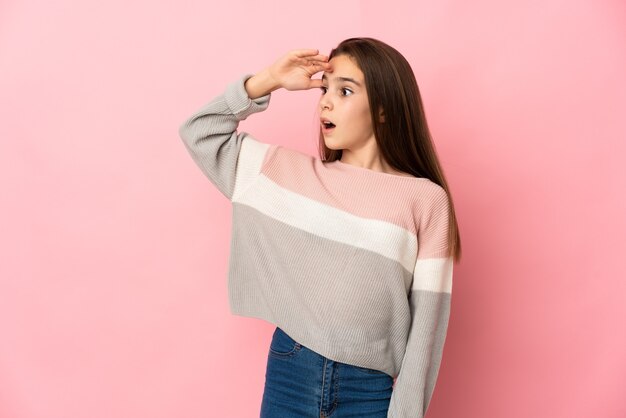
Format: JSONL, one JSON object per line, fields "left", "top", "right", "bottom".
{"left": 321, "top": 121, "right": 336, "bottom": 132}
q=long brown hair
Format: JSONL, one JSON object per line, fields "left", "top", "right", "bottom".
{"left": 318, "top": 37, "right": 462, "bottom": 263}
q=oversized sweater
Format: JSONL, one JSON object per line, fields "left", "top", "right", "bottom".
{"left": 178, "top": 73, "right": 454, "bottom": 418}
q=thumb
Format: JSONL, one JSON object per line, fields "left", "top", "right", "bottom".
{"left": 308, "top": 78, "right": 323, "bottom": 89}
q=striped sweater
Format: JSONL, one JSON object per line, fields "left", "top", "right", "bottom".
{"left": 178, "top": 73, "right": 454, "bottom": 418}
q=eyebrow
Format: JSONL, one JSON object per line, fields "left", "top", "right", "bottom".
{"left": 321, "top": 74, "right": 362, "bottom": 87}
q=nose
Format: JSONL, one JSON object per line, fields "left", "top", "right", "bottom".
{"left": 320, "top": 95, "right": 332, "bottom": 111}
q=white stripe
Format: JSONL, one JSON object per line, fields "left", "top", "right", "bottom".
{"left": 232, "top": 136, "right": 271, "bottom": 201}
{"left": 412, "top": 256, "right": 453, "bottom": 293}
{"left": 234, "top": 173, "right": 417, "bottom": 272}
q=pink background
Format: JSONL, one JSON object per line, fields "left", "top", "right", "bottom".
{"left": 1, "top": 0, "right": 625, "bottom": 417}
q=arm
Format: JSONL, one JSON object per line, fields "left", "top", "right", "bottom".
{"left": 178, "top": 73, "right": 275, "bottom": 200}
{"left": 244, "top": 67, "right": 281, "bottom": 99}
{"left": 178, "top": 49, "right": 329, "bottom": 199}
{"left": 387, "top": 188, "right": 454, "bottom": 418}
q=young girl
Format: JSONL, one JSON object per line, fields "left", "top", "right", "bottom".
{"left": 179, "top": 37, "right": 461, "bottom": 418}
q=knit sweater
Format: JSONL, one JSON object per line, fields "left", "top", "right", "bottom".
{"left": 178, "top": 73, "right": 454, "bottom": 418}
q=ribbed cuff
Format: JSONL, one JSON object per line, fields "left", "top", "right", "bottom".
{"left": 223, "top": 73, "right": 272, "bottom": 121}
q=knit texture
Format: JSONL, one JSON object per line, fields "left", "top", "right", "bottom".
{"left": 179, "top": 74, "right": 454, "bottom": 418}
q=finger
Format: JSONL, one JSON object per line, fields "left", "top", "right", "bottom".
{"left": 310, "top": 53, "right": 329, "bottom": 61}
{"left": 308, "top": 54, "right": 329, "bottom": 63}
{"left": 293, "top": 48, "right": 320, "bottom": 58}
{"left": 308, "top": 78, "right": 324, "bottom": 89}
{"left": 310, "top": 61, "right": 332, "bottom": 72}
{"left": 299, "top": 58, "right": 332, "bottom": 70}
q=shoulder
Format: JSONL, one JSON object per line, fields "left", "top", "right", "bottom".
{"left": 411, "top": 181, "right": 450, "bottom": 226}
{"left": 412, "top": 179, "right": 448, "bottom": 206}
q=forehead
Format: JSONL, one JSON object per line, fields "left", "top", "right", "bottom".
{"left": 322, "top": 55, "right": 364, "bottom": 83}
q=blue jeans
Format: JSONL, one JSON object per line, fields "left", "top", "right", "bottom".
{"left": 260, "top": 327, "right": 394, "bottom": 417}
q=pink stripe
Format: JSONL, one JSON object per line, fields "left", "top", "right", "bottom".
{"left": 260, "top": 145, "right": 445, "bottom": 238}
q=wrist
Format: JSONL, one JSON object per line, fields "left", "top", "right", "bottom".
{"left": 245, "top": 69, "right": 280, "bottom": 99}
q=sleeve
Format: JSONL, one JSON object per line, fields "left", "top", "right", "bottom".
{"left": 178, "top": 73, "right": 272, "bottom": 201}
{"left": 387, "top": 187, "right": 454, "bottom": 418}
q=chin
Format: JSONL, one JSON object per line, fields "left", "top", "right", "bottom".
{"left": 323, "top": 138, "right": 345, "bottom": 150}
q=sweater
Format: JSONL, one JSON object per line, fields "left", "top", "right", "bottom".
{"left": 178, "top": 73, "right": 454, "bottom": 418}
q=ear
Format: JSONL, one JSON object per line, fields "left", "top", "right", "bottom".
{"left": 378, "top": 106, "right": 385, "bottom": 123}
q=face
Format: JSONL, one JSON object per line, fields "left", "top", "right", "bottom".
{"left": 319, "top": 55, "right": 376, "bottom": 151}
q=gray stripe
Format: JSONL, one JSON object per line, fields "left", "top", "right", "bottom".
{"left": 227, "top": 203, "right": 450, "bottom": 382}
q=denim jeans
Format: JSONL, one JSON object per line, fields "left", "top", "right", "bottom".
{"left": 260, "top": 327, "right": 394, "bottom": 417}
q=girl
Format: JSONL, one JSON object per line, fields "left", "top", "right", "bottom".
{"left": 179, "top": 37, "right": 461, "bottom": 418}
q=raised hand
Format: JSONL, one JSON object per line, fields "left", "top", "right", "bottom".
{"left": 267, "top": 48, "right": 332, "bottom": 91}
{"left": 244, "top": 49, "right": 332, "bottom": 99}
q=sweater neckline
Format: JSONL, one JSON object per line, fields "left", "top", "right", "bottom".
{"left": 332, "top": 159, "right": 429, "bottom": 180}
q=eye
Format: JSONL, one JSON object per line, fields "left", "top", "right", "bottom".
{"left": 319, "top": 86, "right": 353, "bottom": 96}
